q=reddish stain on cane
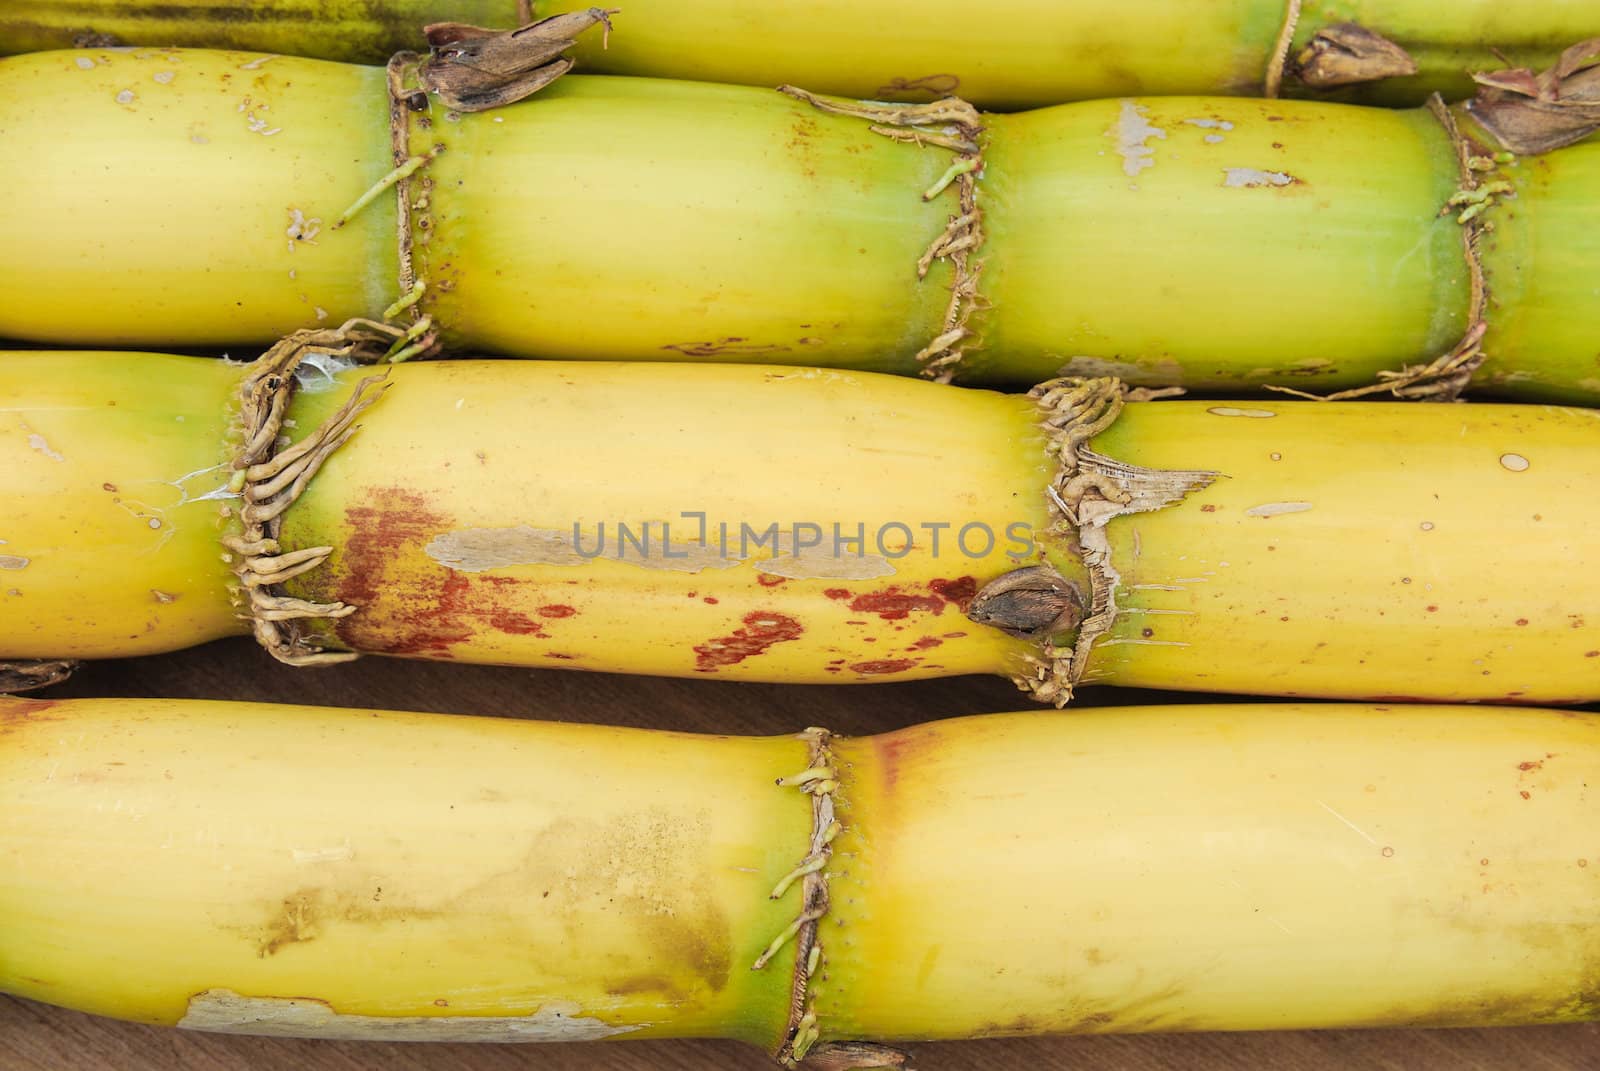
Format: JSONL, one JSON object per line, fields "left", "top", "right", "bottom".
{"left": 330, "top": 488, "right": 567, "bottom": 655}
{"left": 757, "top": 574, "right": 787, "bottom": 587}
{"left": 694, "top": 612, "right": 803, "bottom": 671}
{"left": 538, "top": 604, "right": 577, "bottom": 618}
{"left": 850, "top": 658, "right": 918, "bottom": 675}
{"left": 848, "top": 577, "right": 976, "bottom": 621}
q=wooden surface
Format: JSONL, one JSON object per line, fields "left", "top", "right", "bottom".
{"left": 4, "top": 639, "right": 1597, "bottom": 1070}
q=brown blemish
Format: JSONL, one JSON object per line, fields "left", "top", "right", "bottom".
{"left": 910, "top": 636, "right": 943, "bottom": 650}
{"left": 757, "top": 574, "right": 787, "bottom": 588}
{"left": 824, "top": 588, "right": 850, "bottom": 600}
{"left": 663, "top": 339, "right": 791, "bottom": 358}
{"left": 873, "top": 723, "right": 943, "bottom": 793}
{"left": 151, "top": 590, "right": 180, "bottom": 604}
{"left": 876, "top": 73, "right": 961, "bottom": 99}
{"left": 848, "top": 577, "right": 976, "bottom": 621}
{"left": 0, "top": 698, "right": 63, "bottom": 736}
{"left": 1518, "top": 760, "right": 1545, "bottom": 772}
{"left": 849, "top": 588, "right": 943, "bottom": 620}
{"left": 703, "top": 596, "right": 719, "bottom": 605}
{"left": 929, "top": 576, "right": 978, "bottom": 611}
{"left": 850, "top": 658, "right": 917, "bottom": 676}
{"left": 537, "top": 604, "right": 577, "bottom": 618}
{"left": 102, "top": 482, "right": 118, "bottom": 492}
{"left": 311, "top": 488, "right": 571, "bottom": 657}
{"left": 257, "top": 889, "right": 324, "bottom": 957}
{"left": 694, "top": 612, "right": 803, "bottom": 672}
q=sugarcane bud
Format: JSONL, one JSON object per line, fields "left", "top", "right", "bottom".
{"left": 1293, "top": 24, "right": 1417, "bottom": 89}
{"left": 420, "top": 8, "right": 617, "bottom": 112}
{"left": 966, "top": 566, "right": 1083, "bottom": 640}
{"left": 0, "top": 659, "right": 77, "bottom": 694}
{"left": 1467, "top": 38, "right": 1600, "bottom": 155}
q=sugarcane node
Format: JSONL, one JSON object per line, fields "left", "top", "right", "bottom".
{"left": 226, "top": 323, "right": 400, "bottom": 668}
{"left": 1019, "top": 377, "right": 1218, "bottom": 706}
{"left": 418, "top": 8, "right": 616, "bottom": 113}
{"left": 1292, "top": 24, "right": 1418, "bottom": 90}
{"left": 1467, "top": 38, "right": 1600, "bottom": 155}
{"left": 1267, "top": 98, "right": 1493, "bottom": 403}
{"left": 967, "top": 566, "right": 1084, "bottom": 640}
{"left": 778, "top": 86, "right": 988, "bottom": 382}
{"left": 0, "top": 659, "right": 77, "bottom": 694}
{"left": 1262, "top": 0, "right": 1301, "bottom": 97}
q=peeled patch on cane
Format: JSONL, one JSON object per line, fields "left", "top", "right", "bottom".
{"left": 179, "top": 989, "right": 640, "bottom": 1042}
{"left": 1223, "top": 167, "right": 1298, "bottom": 188}
{"left": 1207, "top": 406, "right": 1277, "bottom": 418}
{"left": 1113, "top": 101, "right": 1166, "bottom": 179}
{"left": 1245, "top": 501, "right": 1314, "bottom": 517}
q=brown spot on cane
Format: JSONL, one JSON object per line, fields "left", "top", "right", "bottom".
{"left": 848, "top": 588, "right": 945, "bottom": 621}
{"left": 0, "top": 698, "right": 65, "bottom": 734}
{"left": 663, "top": 339, "right": 792, "bottom": 358}
{"left": 910, "top": 636, "right": 943, "bottom": 650}
{"left": 757, "top": 574, "right": 788, "bottom": 588}
{"left": 313, "top": 488, "right": 578, "bottom": 657}
{"left": 693, "top": 612, "right": 803, "bottom": 672}
{"left": 850, "top": 659, "right": 918, "bottom": 676}
{"left": 929, "top": 576, "right": 978, "bottom": 610}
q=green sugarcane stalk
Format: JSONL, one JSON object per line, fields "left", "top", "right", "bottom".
{"left": 1, "top": 0, "right": 1597, "bottom": 109}
{"left": 1, "top": 44, "right": 1596, "bottom": 400}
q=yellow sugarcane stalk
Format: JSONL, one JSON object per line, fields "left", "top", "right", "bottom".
{"left": 2, "top": 47, "right": 1597, "bottom": 400}
{"left": 1, "top": 1, "right": 1595, "bottom": 108}
{"left": 2, "top": 695, "right": 1597, "bottom": 1062}
{"left": 3, "top": 347, "right": 1598, "bottom": 705}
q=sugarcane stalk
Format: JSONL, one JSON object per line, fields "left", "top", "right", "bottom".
{"left": 2, "top": 49, "right": 1597, "bottom": 401}
{"left": 2, "top": 1, "right": 1595, "bottom": 108}
{"left": 4, "top": 348, "right": 1598, "bottom": 705}
{"left": 2, "top": 695, "right": 1597, "bottom": 1061}
{"left": 0, "top": 0, "right": 516, "bottom": 61}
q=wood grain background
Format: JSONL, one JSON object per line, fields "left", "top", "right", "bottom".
{"left": 3, "top": 639, "right": 1595, "bottom": 1069}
